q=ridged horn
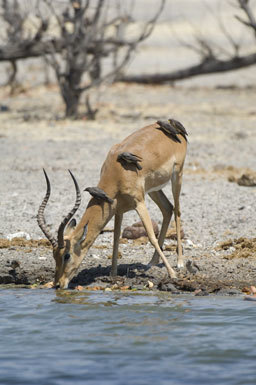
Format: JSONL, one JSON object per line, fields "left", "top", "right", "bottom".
{"left": 57, "top": 170, "right": 81, "bottom": 249}
{"left": 37, "top": 169, "right": 58, "bottom": 248}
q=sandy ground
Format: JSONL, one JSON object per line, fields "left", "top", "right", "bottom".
{"left": 0, "top": 81, "right": 256, "bottom": 294}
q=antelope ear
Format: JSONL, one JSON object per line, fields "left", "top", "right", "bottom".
{"left": 79, "top": 223, "right": 88, "bottom": 244}
{"left": 64, "top": 218, "right": 77, "bottom": 236}
{"left": 74, "top": 223, "right": 88, "bottom": 254}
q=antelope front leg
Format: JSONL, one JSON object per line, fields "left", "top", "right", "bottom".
{"left": 135, "top": 201, "right": 177, "bottom": 279}
{"left": 111, "top": 213, "right": 123, "bottom": 277}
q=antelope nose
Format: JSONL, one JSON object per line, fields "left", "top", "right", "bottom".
{"left": 57, "top": 278, "right": 69, "bottom": 289}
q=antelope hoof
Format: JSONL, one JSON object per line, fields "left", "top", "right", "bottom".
{"left": 169, "top": 269, "right": 177, "bottom": 279}
{"left": 177, "top": 261, "right": 184, "bottom": 269}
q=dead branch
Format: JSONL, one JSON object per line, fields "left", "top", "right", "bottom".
{"left": 118, "top": 53, "right": 256, "bottom": 84}
{"left": 119, "top": 0, "right": 256, "bottom": 85}
{"left": 0, "top": 39, "right": 62, "bottom": 61}
{"left": 0, "top": 36, "right": 139, "bottom": 62}
{"left": 236, "top": 0, "right": 256, "bottom": 37}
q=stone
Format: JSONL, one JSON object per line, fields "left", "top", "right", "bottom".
{"left": 122, "top": 220, "right": 159, "bottom": 239}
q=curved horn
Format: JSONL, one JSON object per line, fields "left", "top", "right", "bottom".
{"left": 57, "top": 170, "right": 81, "bottom": 249}
{"left": 37, "top": 169, "right": 58, "bottom": 248}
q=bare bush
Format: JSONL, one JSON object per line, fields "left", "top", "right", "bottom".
{"left": 0, "top": 0, "right": 165, "bottom": 117}
{"left": 0, "top": 0, "right": 48, "bottom": 92}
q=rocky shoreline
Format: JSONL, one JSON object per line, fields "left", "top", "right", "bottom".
{"left": 1, "top": 233, "right": 256, "bottom": 296}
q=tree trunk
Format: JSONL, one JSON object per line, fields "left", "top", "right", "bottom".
{"left": 60, "top": 79, "right": 81, "bottom": 118}
{"left": 65, "top": 94, "right": 80, "bottom": 117}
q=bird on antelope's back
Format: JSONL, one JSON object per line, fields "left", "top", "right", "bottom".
{"left": 156, "top": 119, "right": 188, "bottom": 142}
{"left": 168, "top": 118, "right": 188, "bottom": 140}
{"left": 117, "top": 152, "right": 143, "bottom": 170}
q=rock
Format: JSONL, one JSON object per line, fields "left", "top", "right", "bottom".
{"left": 250, "top": 286, "right": 256, "bottom": 294}
{"left": 42, "top": 281, "right": 54, "bottom": 289}
{"left": 0, "top": 275, "right": 14, "bottom": 284}
{"left": 242, "top": 286, "right": 251, "bottom": 294}
{"left": 237, "top": 174, "right": 256, "bottom": 187}
{"left": 122, "top": 220, "right": 159, "bottom": 239}
{"left": 184, "top": 239, "right": 197, "bottom": 249}
{"left": 228, "top": 175, "right": 236, "bottom": 183}
{"left": 74, "top": 285, "right": 84, "bottom": 291}
{"left": 0, "top": 105, "right": 9, "bottom": 112}
{"left": 158, "top": 281, "right": 179, "bottom": 293}
{"left": 133, "top": 284, "right": 145, "bottom": 290}
{"left": 86, "top": 285, "right": 104, "bottom": 291}
{"left": 11, "top": 260, "right": 20, "bottom": 269}
{"left": 144, "top": 265, "right": 166, "bottom": 280}
{"left": 234, "top": 131, "right": 247, "bottom": 140}
{"left": 194, "top": 289, "right": 209, "bottom": 296}
{"left": 120, "top": 285, "right": 130, "bottom": 290}
{"left": 229, "top": 172, "right": 256, "bottom": 187}
{"left": 216, "top": 288, "right": 242, "bottom": 296}
{"left": 175, "top": 280, "right": 198, "bottom": 292}
{"left": 111, "top": 283, "right": 119, "bottom": 290}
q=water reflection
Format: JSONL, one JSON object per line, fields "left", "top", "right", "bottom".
{"left": 1, "top": 289, "right": 256, "bottom": 385}
{"left": 53, "top": 289, "right": 190, "bottom": 311}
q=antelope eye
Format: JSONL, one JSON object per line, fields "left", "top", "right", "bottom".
{"left": 64, "top": 253, "right": 71, "bottom": 262}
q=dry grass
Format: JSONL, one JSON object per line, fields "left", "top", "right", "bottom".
{"left": 217, "top": 237, "right": 256, "bottom": 259}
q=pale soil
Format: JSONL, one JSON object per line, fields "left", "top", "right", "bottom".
{"left": 0, "top": 83, "right": 256, "bottom": 294}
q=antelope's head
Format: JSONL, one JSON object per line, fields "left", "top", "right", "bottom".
{"left": 37, "top": 170, "right": 87, "bottom": 289}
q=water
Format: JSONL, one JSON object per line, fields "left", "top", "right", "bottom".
{"left": 0, "top": 289, "right": 256, "bottom": 385}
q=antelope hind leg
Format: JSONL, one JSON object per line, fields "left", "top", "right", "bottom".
{"left": 172, "top": 167, "right": 184, "bottom": 268}
{"left": 136, "top": 201, "right": 176, "bottom": 278}
{"left": 148, "top": 190, "right": 174, "bottom": 265}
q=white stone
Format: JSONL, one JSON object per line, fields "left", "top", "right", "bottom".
{"left": 6, "top": 232, "right": 31, "bottom": 241}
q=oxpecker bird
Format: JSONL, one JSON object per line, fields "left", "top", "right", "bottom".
{"left": 117, "top": 152, "right": 143, "bottom": 170}
{"left": 156, "top": 120, "right": 181, "bottom": 143}
{"left": 168, "top": 118, "right": 188, "bottom": 140}
{"left": 84, "top": 187, "right": 114, "bottom": 204}
{"left": 157, "top": 119, "right": 188, "bottom": 142}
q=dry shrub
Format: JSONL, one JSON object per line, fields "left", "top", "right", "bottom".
{"left": 217, "top": 237, "right": 256, "bottom": 259}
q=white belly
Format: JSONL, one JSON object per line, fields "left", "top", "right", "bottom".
{"left": 143, "top": 156, "right": 176, "bottom": 194}
{"left": 146, "top": 181, "right": 169, "bottom": 193}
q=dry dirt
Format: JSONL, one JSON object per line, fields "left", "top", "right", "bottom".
{"left": 0, "top": 82, "right": 256, "bottom": 294}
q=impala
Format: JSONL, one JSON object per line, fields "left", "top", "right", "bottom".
{"left": 37, "top": 119, "right": 188, "bottom": 289}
